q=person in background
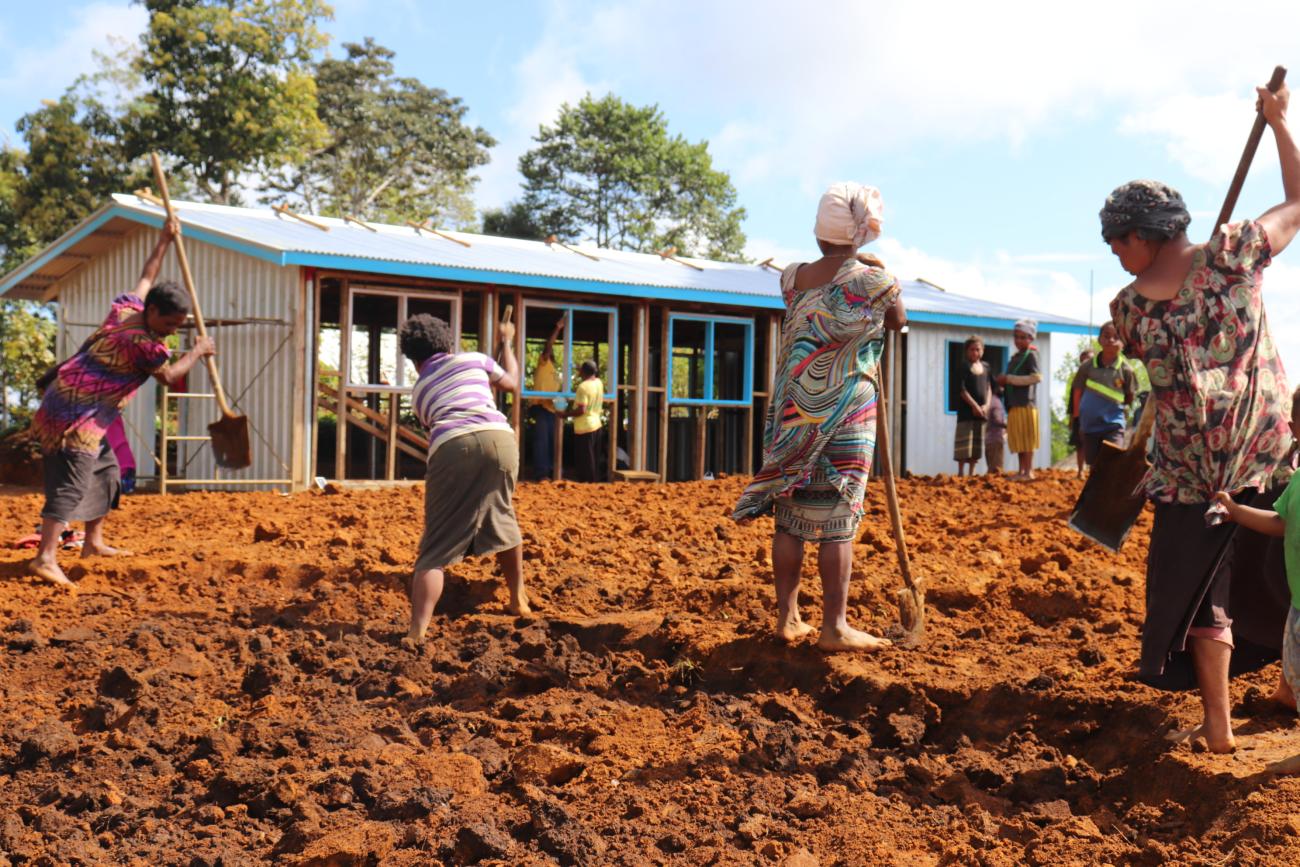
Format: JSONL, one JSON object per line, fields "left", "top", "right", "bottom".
{"left": 528, "top": 317, "right": 565, "bottom": 480}
{"left": 954, "top": 335, "right": 991, "bottom": 477}
{"left": 985, "top": 382, "right": 1008, "bottom": 475}
{"left": 995, "top": 320, "right": 1042, "bottom": 481}
{"left": 1068, "top": 348, "right": 1095, "bottom": 477}
{"left": 1072, "top": 322, "right": 1137, "bottom": 468}
{"left": 564, "top": 360, "right": 604, "bottom": 482}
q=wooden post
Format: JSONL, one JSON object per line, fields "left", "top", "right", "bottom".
{"left": 309, "top": 274, "right": 322, "bottom": 487}
{"left": 335, "top": 279, "right": 351, "bottom": 480}
{"left": 385, "top": 393, "right": 399, "bottom": 480}
{"left": 658, "top": 305, "right": 670, "bottom": 481}
{"left": 743, "top": 405, "right": 754, "bottom": 476}
{"left": 633, "top": 302, "right": 649, "bottom": 471}
{"left": 607, "top": 395, "right": 618, "bottom": 481}
{"left": 160, "top": 383, "right": 170, "bottom": 495}
{"left": 693, "top": 407, "right": 707, "bottom": 480}
{"left": 291, "top": 268, "right": 308, "bottom": 490}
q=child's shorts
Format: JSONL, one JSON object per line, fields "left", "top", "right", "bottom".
{"left": 1284, "top": 606, "right": 1300, "bottom": 714}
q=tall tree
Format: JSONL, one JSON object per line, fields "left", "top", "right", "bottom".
{"left": 129, "top": 0, "right": 332, "bottom": 204}
{"left": 480, "top": 200, "right": 547, "bottom": 241}
{"left": 517, "top": 94, "right": 747, "bottom": 260}
{"left": 263, "top": 38, "right": 495, "bottom": 226}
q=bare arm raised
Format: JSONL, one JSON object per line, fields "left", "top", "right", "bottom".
{"left": 1257, "top": 84, "right": 1300, "bottom": 256}
{"left": 131, "top": 218, "right": 181, "bottom": 300}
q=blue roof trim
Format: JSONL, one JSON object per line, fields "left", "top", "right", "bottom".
{"left": 282, "top": 251, "right": 783, "bottom": 310}
{"left": 907, "top": 310, "right": 1094, "bottom": 335}
{"left": 122, "top": 209, "right": 286, "bottom": 266}
{"left": 1, "top": 208, "right": 116, "bottom": 291}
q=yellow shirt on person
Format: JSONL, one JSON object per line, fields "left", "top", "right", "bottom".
{"left": 530, "top": 357, "right": 561, "bottom": 412}
{"left": 573, "top": 377, "right": 604, "bottom": 434}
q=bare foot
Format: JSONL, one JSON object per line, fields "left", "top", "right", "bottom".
{"left": 400, "top": 631, "right": 425, "bottom": 651}
{"left": 29, "top": 558, "right": 75, "bottom": 590}
{"left": 81, "top": 544, "right": 133, "bottom": 558}
{"left": 1270, "top": 679, "right": 1297, "bottom": 713}
{"left": 817, "top": 626, "right": 892, "bottom": 653}
{"left": 1265, "top": 753, "right": 1300, "bottom": 774}
{"left": 775, "top": 613, "right": 816, "bottom": 642}
{"left": 507, "top": 591, "right": 533, "bottom": 616}
{"left": 1165, "top": 724, "right": 1235, "bottom": 754}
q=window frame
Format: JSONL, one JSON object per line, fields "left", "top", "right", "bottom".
{"left": 345, "top": 286, "right": 461, "bottom": 393}
{"left": 519, "top": 299, "right": 619, "bottom": 401}
{"left": 665, "top": 312, "right": 755, "bottom": 407}
{"left": 943, "top": 339, "right": 1009, "bottom": 416}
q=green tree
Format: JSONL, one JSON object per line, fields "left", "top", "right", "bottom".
{"left": 481, "top": 200, "right": 547, "bottom": 241}
{"left": 128, "top": 0, "right": 332, "bottom": 204}
{"left": 0, "top": 301, "right": 56, "bottom": 430}
{"left": 517, "top": 93, "right": 747, "bottom": 260}
{"left": 262, "top": 38, "right": 494, "bottom": 226}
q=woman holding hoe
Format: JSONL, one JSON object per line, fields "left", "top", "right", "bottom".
{"left": 1103, "top": 79, "right": 1300, "bottom": 752}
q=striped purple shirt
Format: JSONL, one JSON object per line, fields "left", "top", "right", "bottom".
{"left": 412, "top": 352, "right": 512, "bottom": 454}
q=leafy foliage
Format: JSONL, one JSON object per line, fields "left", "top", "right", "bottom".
{"left": 517, "top": 94, "right": 746, "bottom": 260}
{"left": 262, "top": 38, "right": 494, "bottom": 226}
{"left": 128, "top": 0, "right": 333, "bottom": 204}
{"left": 0, "top": 301, "right": 56, "bottom": 428}
{"left": 481, "top": 200, "right": 547, "bottom": 241}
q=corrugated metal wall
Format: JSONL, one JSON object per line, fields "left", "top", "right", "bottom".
{"left": 903, "top": 324, "right": 1054, "bottom": 475}
{"left": 55, "top": 226, "right": 301, "bottom": 490}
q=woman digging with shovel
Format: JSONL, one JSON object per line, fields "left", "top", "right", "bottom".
{"left": 1102, "top": 77, "right": 1300, "bottom": 753}
{"left": 27, "top": 218, "right": 215, "bottom": 589}
{"left": 733, "top": 182, "right": 906, "bottom": 652}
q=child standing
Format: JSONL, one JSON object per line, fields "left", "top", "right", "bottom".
{"left": 1214, "top": 383, "right": 1300, "bottom": 773}
{"left": 996, "top": 320, "right": 1042, "bottom": 481}
{"left": 1067, "top": 348, "right": 1095, "bottom": 478}
{"left": 985, "top": 383, "right": 1008, "bottom": 475}
{"left": 1072, "top": 322, "right": 1137, "bottom": 468}
{"left": 953, "top": 335, "right": 991, "bottom": 476}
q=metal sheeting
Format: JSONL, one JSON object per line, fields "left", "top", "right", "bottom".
{"left": 55, "top": 226, "right": 299, "bottom": 490}
{"left": 903, "top": 325, "right": 1053, "bottom": 476}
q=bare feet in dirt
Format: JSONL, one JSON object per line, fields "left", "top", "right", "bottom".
{"left": 81, "top": 544, "right": 133, "bottom": 558}
{"left": 1265, "top": 753, "right": 1300, "bottom": 774}
{"left": 29, "top": 558, "right": 75, "bottom": 590}
{"left": 507, "top": 592, "right": 533, "bottom": 617}
{"left": 776, "top": 616, "right": 816, "bottom": 642}
{"left": 817, "top": 626, "right": 892, "bottom": 653}
{"left": 1270, "top": 679, "right": 1297, "bottom": 713}
{"left": 400, "top": 632, "right": 425, "bottom": 652}
{"left": 1165, "top": 724, "right": 1236, "bottom": 754}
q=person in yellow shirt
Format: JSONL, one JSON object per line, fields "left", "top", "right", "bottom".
{"left": 528, "top": 317, "right": 565, "bottom": 480}
{"left": 564, "top": 360, "right": 604, "bottom": 482}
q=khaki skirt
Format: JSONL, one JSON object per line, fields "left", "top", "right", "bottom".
{"left": 415, "top": 428, "right": 522, "bottom": 572}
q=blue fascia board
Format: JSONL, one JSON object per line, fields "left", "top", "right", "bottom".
{"left": 284, "top": 251, "right": 783, "bottom": 310}
{"left": 1, "top": 208, "right": 116, "bottom": 292}
{"left": 907, "top": 310, "right": 1093, "bottom": 335}
{"left": 122, "top": 209, "right": 286, "bottom": 265}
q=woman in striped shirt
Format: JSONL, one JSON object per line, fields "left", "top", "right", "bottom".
{"left": 401, "top": 313, "right": 529, "bottom": 647}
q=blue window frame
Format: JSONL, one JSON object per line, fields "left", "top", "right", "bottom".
{"left": 666, "top": 313, "right": 754, "bottom": 407}
{"left": 519, "top": 300, "right": 618, "bottom": 401}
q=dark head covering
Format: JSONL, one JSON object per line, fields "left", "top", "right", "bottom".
{"left": 1099, "top": 180, "right": 1191, "bottom": 242}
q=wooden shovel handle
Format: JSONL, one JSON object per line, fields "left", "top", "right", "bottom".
{"left": 1214, "top": 65, "right": 1287, "bottom": 235}
{"left": 873, "top": 363, "right": 918, "bottom": 593}
{"left": 149, "top": 154, "right": 234, "bottom": 417}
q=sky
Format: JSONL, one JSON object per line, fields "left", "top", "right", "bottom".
{"left": 3, "top": 0, "right": 1300, "bottom": 403}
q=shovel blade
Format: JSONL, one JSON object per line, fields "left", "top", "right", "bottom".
{"left": 207, "top": 413, "right": 251, "bottom": 470}
{"left": 895, "top": 579, "right": 926, "bottom": 648}
{"left": 1067, "top": 440, "right": 1148, "bottom": 552}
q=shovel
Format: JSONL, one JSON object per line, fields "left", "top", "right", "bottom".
{"left": 871, "top": 369, "right": 925, "bottom": 646}
{"left": 149, "top": 154, "right": 251, "bottom": 470}
{"left": 1067, "top": 398, "right": 1156, "bottom": 552}
{"left": 1066, "top": 64, "right": 1286, "bottom": 551}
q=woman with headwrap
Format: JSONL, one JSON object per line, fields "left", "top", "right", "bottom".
{"left": 1103, "top": 82, "right": 1300, "bottom": 752}
{"left": 734, "top": 182, "right": 907, "bottom": 652}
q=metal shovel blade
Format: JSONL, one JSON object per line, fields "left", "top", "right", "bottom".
{"left": 1067, "top": 439, "right": 1148, "bottom": 553}
{"left": 207, "top": 413, "right": 252, "bottom": 470}
{"left": 895, "top": 578, "right": 926, "bottom": 648}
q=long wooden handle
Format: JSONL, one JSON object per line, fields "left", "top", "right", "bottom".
{"left": 1214, "top": 65, "right": 1288, "bottom": 235}
{"left": 149, "top": 154, "right": 234, "bottom": 416}
{"left": 874, "top": 355, "right": 918, "bottom": 593}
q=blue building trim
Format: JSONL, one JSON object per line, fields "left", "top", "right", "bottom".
{"left": 909, "top": 310, "right": 1093, "bottom": 335}
{"left": 518, "top": 301, "right": 619, "bottom": 401}
{"left": 666, "top": 312, "right": 755, "bottom": 406}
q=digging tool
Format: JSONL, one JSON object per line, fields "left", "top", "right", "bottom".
{"left": 1067, "top": 398, "right": 1156, "bottom": 552}
{"left": 872, "top": 368, "right": 925, "bottom": 646}
{"left": 149, "top": 154, "right": 251, "bottom": 470}
{"left": 1066, "top": 65, "right": 1286, "bottom": 552}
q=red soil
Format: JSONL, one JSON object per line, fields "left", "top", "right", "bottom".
{"left": 1, "top": 472, "right": 1299, "bottom": 865}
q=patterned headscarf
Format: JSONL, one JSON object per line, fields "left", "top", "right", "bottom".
{"left": 1099, "top": 180, "right": 1191, "bottom": 242}
{"left": 814, "top": 182, "right": 883, "bottom": 248}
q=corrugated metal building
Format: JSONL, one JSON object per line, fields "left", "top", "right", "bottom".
{"left": 1, "top": 194, "right": 1090, "bottom": 487}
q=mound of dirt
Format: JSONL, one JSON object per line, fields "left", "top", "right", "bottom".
{"left": 1, "top": 472, "right": 1299, "bottom": 864}
{"left": 0, "top": 430, "right": 42, "bottom": 487}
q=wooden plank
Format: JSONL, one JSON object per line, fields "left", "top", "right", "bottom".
{"left": 291, "top": 267, "right": 308, "bottom": 490}
{"left": 335, "top": 278, "right": 351, "bottom": 480}
{"left": 743, "top": 406, "right": 753, "bottom": 476}
{"left": 658, "top": 305, "right": 670, "bottom": 482}
{"left": 607, "top": 394, "right": 618, "bottom": 481}
{"left": 385, "top": 394, "right": 399, "bottom": 480}
{"left": 309, "top": 272, "right": 322, "bottom": 487}
{"left": 318, "top": 380, "right": 425, "bottom": 450}
{"left": 160, "top": 383, "right": 170, "bottom": 495}
{"left": 634, "top": 302, "right": 649, "bottom": 471}
{"left": 693, "top": 407, "right": 707, "bottom": 481}
{"left": 318, "top": 393, "right": 425, "bottom": 462}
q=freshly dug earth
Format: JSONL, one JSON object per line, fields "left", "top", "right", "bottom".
{"left": 2, "top": 472, "right": 1300, "bottom": 866}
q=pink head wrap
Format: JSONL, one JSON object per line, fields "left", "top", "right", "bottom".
{"left": 814, "top": 182, "right": 884, "bottom": 248}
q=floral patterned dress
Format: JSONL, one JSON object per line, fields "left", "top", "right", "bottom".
{"left": 1110, "top": 220, "right": 1293, "bottom": 509}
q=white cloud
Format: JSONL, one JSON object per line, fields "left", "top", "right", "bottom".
{"left": 0, "top": 2, "right": 146, "bottom": 104}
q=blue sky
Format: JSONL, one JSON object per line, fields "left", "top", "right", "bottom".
{"left": 3, "top": 0, "right": 1300, "bottom": 393}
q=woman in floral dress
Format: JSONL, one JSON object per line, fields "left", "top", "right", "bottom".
{"left": 734, "top": 182, "right": 906, "bottom": 652}
{"left": 1104, "top": 82, "right": 1300, "bottom": 752}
